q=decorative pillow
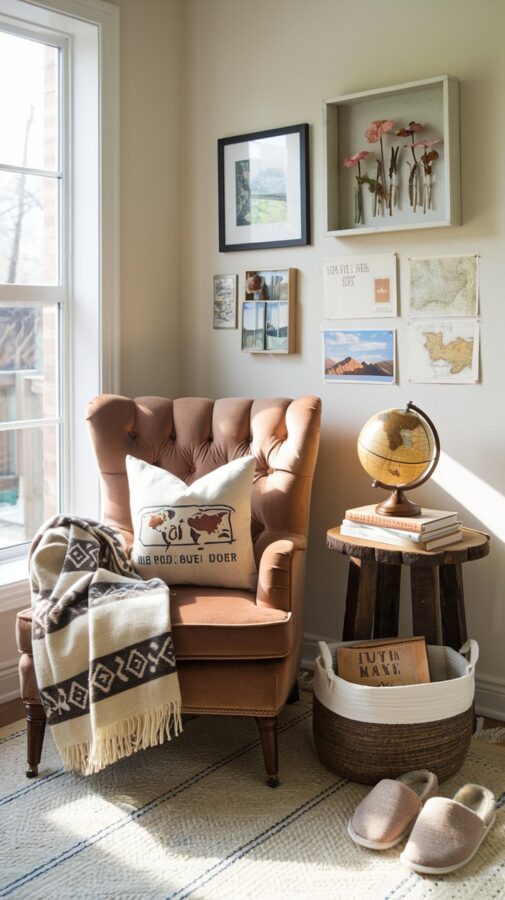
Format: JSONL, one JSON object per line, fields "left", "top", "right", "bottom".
{"left": 126, "top": 454, "right": 257, "bottom": 590}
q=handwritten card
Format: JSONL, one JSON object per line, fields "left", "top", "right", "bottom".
{"left": 323, "top": 253, "right": 397, "bottom": 319}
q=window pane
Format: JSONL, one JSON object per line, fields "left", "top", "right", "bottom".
{"left": 0, "top": 305, "right": 58, "bottom": 422}
{"left": 0, "top": 31, "right": 59, "bottom": 172}
{"left": 0, "top": 424, "right": 58, "bottom": 548}
{"left": 0, "top": 172, "right": 59, "bottom": 284}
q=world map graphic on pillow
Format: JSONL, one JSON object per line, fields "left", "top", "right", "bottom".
{"left": 126, "top": 455, "right": 257, "bottom": 590}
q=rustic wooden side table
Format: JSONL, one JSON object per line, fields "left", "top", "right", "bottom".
{"left": 326, "top": 526, "right": 490, "bottom": 649}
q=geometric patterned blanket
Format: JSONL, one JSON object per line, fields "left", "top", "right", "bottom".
{"left": 30, "top": 515, "right": 181, "bottom": 776}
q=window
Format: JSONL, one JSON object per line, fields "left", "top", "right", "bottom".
{"left": 0, "top": 0, "right": 119, "bottom": 578}
{"left": 0, "top": 27, "right": 64, "bottom": 555}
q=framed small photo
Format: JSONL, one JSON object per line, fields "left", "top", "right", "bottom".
{"left": 241, "top": 268, "right": 296, "bottom": 354}
{"left": 245, "top": 269, "right": 289, "bottom": 302}
{"left": 218, "top": 124, "right": 310, "bottom": 252}
{"left": 241, "top": 301, "right": 265, "bottom": 351}
{"left": 265, "top": 301, "right": 289, "bottom": 351}
{"left": 213, "top": 274, "right": 238, "bottom": 328}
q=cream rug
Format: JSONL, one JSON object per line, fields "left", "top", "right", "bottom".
{"left": 0, "top": 704, "right": 504, "bottom": 899}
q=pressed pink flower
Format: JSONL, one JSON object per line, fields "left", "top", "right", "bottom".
{"left": 343, "top": 150, "right": 370, "bottom": 167}
{"left": 412, "top": 139, "right": 440, "bottom": 148}
{"left": 396, "top": 122, "right": 423, "bottom": 137}
{"left": 365, "top": 119, "right": 394, "bottom": 143}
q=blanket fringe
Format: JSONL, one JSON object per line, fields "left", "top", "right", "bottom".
{"left": 474, "top": 716, "right": 505, "bottom": 744}
{"left": 61, "top": 701, "right": 183, "bottom": 776}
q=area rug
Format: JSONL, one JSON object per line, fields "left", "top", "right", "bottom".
{"left": 0, "top": 704, "right": 504, "bottom": 899}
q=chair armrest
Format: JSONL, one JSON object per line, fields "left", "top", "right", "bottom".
{"left": 256, "top": 536, "right": 305, "bottom": 612}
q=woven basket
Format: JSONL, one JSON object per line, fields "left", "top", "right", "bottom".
{"left": 313, "top": 640, "right": 477, "bottom": 784}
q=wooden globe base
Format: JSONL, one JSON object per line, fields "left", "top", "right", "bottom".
{"left": 374, "top": 488, "right": 421, "bottom": 517}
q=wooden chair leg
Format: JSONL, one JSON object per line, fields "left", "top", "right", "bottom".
{"left": 256, "top": 715, "right": 279, "bottom": 788}
{"left": 287, "top": 678, "right": 299, "bottom": 704}
{"left": 25, "top": 702, "right": 47, "bottom": 778}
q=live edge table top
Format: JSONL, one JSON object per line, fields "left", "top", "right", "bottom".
{"left": 326, "top": 526, "right": 490, "bottom": 567}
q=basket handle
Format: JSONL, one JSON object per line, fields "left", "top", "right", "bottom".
{"left": 459, "top": 639, "right": 479, "bottom": 673}
{"left": 318, "top": 641, "right": 334, "bottom": 679}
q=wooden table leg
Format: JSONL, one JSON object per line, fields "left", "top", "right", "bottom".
{"left": 342, "top": 558, "right": 377, "bottom": 640}
{"left": 440, "top": 563, "right": 467, "bottom": 650}
{"left": 410, "top": 564, "right": 443, "bottom": 645}
{"left": 374, "top": 564, "right": 401, "bottom": 638}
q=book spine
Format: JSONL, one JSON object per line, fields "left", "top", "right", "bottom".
{"left": 345, "top": 510, "right": 457, "bottom": 533}
{"left": 424, "top": 532, "right": 463, "bottom": 550}
{"left": 345, "top": 511, "right": 425, "bottom": 532}
{"left": 342, "top": 519, "right": 425, "bottom": 542}
{"left": 341, "top": 523, "right": 421, "bottom": 548}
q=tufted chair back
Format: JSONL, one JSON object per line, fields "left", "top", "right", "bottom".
{"left": 86, "top": 395, "right": 322, "bottom": 565}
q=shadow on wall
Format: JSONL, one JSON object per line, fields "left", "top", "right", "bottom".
{"left": 432, "top": 451, "right": 505, "bottom": 543}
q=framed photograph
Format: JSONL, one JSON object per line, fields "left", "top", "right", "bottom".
{"left": 245, "top": 269, "right": 290, "bottom": 302}
{"left": 241, "top": 301, "right": 265, "bottom": 351}
{"left": 265, "top": 301, "right": 289, "bottom": 351}
{"left": 218, "top": 124, "right": 310, "bottom": 251}
{"left": 213, "top": 274, "right": 238, "bottom": 328}
{"left": 323, "top": 329, "right": 396, "bottom": 383}
{"left": 241, "top": 268, "right": 296, "bottom": 354}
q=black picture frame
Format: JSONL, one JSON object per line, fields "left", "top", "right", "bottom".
{"left": 218, "top": 123, "right": 310, "bottom": 252}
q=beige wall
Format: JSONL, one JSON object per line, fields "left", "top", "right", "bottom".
{"left": 177, "top": 0, "right": 505, "bottom": 715}
{"left": 116, "top": 0, "right": 181, "bottom": 398}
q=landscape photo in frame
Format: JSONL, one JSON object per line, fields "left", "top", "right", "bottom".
{"left": 218, "top": 124, "right": 310, "bottom": 251}
{"left": 241, "top": 301, "right": 265, "bottom": 351}
{"left": 323, "top": 329, "right": 396, "bottom": 383}
{"left": 265, "top": 301, "right": 289, "bottom": 351}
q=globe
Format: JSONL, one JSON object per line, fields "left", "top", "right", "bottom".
{"left": 357, "top": 403, "right": 440, "bottom": 516}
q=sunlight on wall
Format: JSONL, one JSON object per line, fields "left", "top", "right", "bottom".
{"left": 432, "top": 451, "right": 505, "bottom": 542}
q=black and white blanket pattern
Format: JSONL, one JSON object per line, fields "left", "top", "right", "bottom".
{"left": 30, "top": 516, "right": 181, "bottom": 775}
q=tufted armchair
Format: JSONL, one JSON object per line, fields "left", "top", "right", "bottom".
{"left": 16, "top": 395, "right": 321, "bottom": 785}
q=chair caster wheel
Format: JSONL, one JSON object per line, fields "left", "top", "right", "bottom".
{"left": 267, "top": 774, "right": 279, "bottom": 788}
{"left": 26, "top": 765, "right": 38, "bottom": 778}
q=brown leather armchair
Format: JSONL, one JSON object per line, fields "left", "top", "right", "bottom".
{"left": 16, "top": 395, "right": 321, "bottom": 785}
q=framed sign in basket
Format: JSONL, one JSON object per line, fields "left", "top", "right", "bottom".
{"left": 218, "top": 123, "right": 310, "bottom": 252}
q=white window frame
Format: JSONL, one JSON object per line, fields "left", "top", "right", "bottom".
{"left": 0, "top": 0, "right": 119, "bottom": 597}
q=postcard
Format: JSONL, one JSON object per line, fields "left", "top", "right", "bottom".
{"left": 323, "top": 253, "right": 397, "bottom": 319}
{"left": 323, "top": 329, "right": 396, "bottom": 383}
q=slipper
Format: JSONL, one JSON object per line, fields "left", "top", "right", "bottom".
{"left": 347, "top": 770, "right": 438, "bottom": 850}
{"left": 400, "top": 783, "right": 496, "bottom": 874}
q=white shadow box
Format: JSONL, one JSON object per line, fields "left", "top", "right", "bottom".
{"left": 324, "top": 75, "right": 461, "bottom": 236}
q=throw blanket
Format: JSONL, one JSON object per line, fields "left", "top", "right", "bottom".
{"left": 30, "top": 515, "right": 181, "bottom": 775}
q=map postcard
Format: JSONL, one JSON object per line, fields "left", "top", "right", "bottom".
{"left": 323, "top": 253, "right": 397, "bottom": 319}
{"left": 408, "top": 254, "right": 478, "bottom": 318}
{"left": 323, "top": 329, "right": 396, "bottom": 384}
{"left": 407, "top": 317, "right": 479, "bottom": 383}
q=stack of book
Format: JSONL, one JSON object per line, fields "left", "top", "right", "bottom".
{"left": 341, "top": 504, "right": 463, "bottom": 551}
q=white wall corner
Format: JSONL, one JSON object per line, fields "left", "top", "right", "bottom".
{"left": 474, "top": 674, "right": 505, "bottom": 721}
{"left": 0, "top": 657, "right": 21, "bottom": 705}
{"left": 302, "top": 631, "right": 505, "bottom": 722}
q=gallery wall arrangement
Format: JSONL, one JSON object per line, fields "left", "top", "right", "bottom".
{"left": 214, "top": 75, "right": 481, "bottom": 385}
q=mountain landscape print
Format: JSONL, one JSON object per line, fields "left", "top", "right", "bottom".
{"left": 323, "top": 329, "right": 395, "bottom": 383}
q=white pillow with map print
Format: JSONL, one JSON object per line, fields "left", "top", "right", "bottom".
{"left": 126, "top": 455, "right": 257, "bottom": 590}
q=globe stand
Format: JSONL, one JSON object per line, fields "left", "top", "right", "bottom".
{"left": 369, "top": 402, "right": 441, "bottom": 518}
{"left": 373, "top": 486, "right": 421, "bottom": 518}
